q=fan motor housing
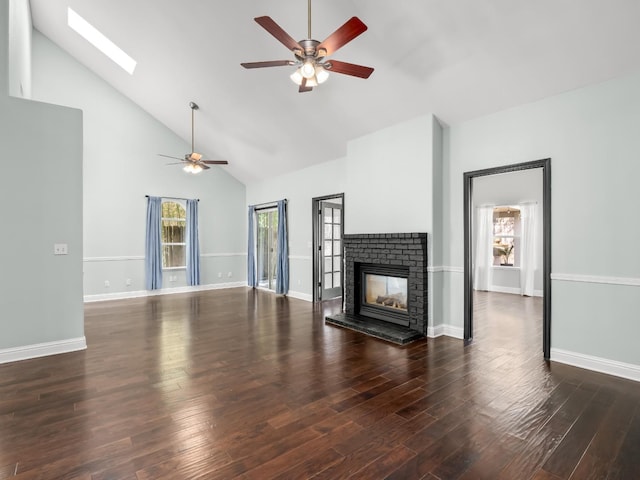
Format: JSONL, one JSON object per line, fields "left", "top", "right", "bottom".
{"left": 297, "top": 39, "right": 322, "bottom": 59}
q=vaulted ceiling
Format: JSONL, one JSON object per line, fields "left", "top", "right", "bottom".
{"left": 30, "top": 0, "right": 640, "bottom": 184}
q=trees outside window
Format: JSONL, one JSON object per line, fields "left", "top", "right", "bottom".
{"left": 161, "top": 201, "right": 186, "bottom": 268}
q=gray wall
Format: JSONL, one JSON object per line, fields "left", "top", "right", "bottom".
{"left": 31, "top": 32, "right": 247, "bottom": 298}
{"left": 444, "top": 71, "right": 640, "bottom": 367}
{"left": 1, "top": 1, "right": 84, "bottom": 353}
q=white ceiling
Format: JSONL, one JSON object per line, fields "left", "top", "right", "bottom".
{"left": 30, "top": 0, "right": 640, "bottom": 184}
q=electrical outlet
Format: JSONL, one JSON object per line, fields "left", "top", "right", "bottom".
{"left": 104, "top": 280, "right": 110, "bottom": 288}
{"left": 54, "top": 243, "right": 68, "bottom": 255}
{"left": 227, "top": 272, "right": 232, "bottom": 277}
{"left": 218, "top": 272, "right": 222, "bottom": 278}
{"left": 125, "top": 278, "right": 131, "bottom": 286}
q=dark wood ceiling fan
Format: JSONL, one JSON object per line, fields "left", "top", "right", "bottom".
{"left": 241, "top": 0, "right": 374, "bottom": 93}
{"left": 158, "top": 102, "right": 228, "bottom": 173}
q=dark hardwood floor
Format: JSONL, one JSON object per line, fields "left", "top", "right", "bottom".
{"left": 1, "top": 289, "right": 639, "bottom": 479}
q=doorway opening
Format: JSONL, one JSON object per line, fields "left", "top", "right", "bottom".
{"left": 312, "top": 194, "right": 344, "bottom": 302}
{"left": 464, "top": 159, "right": 551, "bottom": 359}
{"left": 256, "top": 208, "right": 278, "bottom": 290}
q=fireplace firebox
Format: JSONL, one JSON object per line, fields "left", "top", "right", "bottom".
{"left": 358, "top": 264, "right": 410, "bottom": 326}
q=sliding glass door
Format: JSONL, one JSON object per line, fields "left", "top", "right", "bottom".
{"left": 256, "top": 208, "right": 278, "bottom": 290}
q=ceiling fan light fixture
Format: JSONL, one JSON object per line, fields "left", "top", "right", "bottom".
{"left": 183, "top": 163, "right": 203, "bottom": 174}
{"left": 300, "top": 60, "right": 316, "bottom": 79}
{"left": 315, "top": 65, "right": 329, "bottom": 84}
{"left": 290, "top": 68, "right": 303, "bottom": 85}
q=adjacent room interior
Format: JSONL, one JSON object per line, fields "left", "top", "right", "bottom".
{"left": 1, "top": 0, "right": 640, "bottom": 478}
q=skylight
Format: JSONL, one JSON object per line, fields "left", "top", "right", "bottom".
{"left": 67, "top": 7, "right": 137, "bottom": 75}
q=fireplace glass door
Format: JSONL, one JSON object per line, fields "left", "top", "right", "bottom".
{"left": 364, "top": 274, "right": 408, "bottom": 312}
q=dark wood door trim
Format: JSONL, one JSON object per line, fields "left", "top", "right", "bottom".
{"left": 463, "top": 158, "right": 551, "bottom": 359}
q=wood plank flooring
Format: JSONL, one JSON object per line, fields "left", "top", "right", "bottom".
{"left": 1, "top": 289, "right": 639, "bottom": 479}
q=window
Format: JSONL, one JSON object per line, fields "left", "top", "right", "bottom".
{"left": 493, "top": 206, "right": 520, "bottom": 266}
{"left": 161, "top": 201, "right": 186, "bottom": 268}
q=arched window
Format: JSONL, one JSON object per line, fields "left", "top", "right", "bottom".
{"left": 161, "top": 201, "right": 186, "bottom": 268}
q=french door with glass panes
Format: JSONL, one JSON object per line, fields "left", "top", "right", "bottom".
{"left": 256, "top": 208, "right": 278, "bottom": 290}
{"left": 320, "top": 202, "right": 343, "bottom": 300}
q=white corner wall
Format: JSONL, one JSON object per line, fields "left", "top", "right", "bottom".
{"left": 444, "top": 70, "right": 640, "bottom": 371}
{"left": 31, "top": 31, "right": 247, "bottom": 299}
{"left": 344, "top": 116, "right": 433, "bottom": 234}
{"left": 1, "top": 1, "right": 85, "bottom": 361}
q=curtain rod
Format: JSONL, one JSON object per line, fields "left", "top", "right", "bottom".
{"left": 251, "top": 199, "right": 287, "bottom": 210}
{"left": 145, "top": 195, "right": 199, "bottom": 202}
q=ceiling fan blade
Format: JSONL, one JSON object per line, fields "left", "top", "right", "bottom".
{"left": 241, "top": 60, "right": 294, "bottom": 69}
{"left": 326, "top": 60, "right": 374, "bottom": 79}
{"left": 200, "top": 164, "right": 211, "bottom": 170}
{"left": 299, "top": 77, "right": 313, "bottom": 93}
{"left": 201, "top": 160, "right": 229, "bottom": 165}
{"left": 165, "top": 162, "right": 186, "bottom": 165}
{"left": 158, "top": 153, "right": 185, "bottom": 161}
{"left": 317, "top": 17, "right": 368, "bottom": 57}
{"left": 254, "top": 16, "right": 302, "bottom": 52}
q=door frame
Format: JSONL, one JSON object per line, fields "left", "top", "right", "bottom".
{"left": 255, "top": 207, "right": 279, "bottom": 290}
{"left": 312, "top": 193, "right": 345, "bottom": 302}
{"left": 463, "top": 158, "right": 551, "bottom": 359}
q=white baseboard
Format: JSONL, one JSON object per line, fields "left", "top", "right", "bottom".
{"left": 427, "top": 324, "right": 444, "bottom": 338}
{"left": 551, "top": 348, "right": 640, "bottom": 383}
{"left": 427, "top": 324, "right": 464, "bottom": 339}
{"left": 84, "top": 282, "right": 246, "bottom": 303}
{"left": 0, "top": 337, "right": 87, "bottom": 365}
{"left": 286, "top": 290, "right": 313, "bottom": 302}
{"left": 489, "top": 285, "right": 544, "bottom": 297}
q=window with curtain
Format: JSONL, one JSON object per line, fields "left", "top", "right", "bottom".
{"left": 493, "top": 206, "right": 520, "bottom": 267}
{"left": 161, "top": 201, "right": 186, "bottom": 269}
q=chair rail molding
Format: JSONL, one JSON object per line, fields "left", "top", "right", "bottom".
{"left": 551, "top": 273, "right": 640, "bottom": 287}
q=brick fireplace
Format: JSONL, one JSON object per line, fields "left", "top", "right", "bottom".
{"left": 326, "top": 233, "right": 428, "bottom": 343}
